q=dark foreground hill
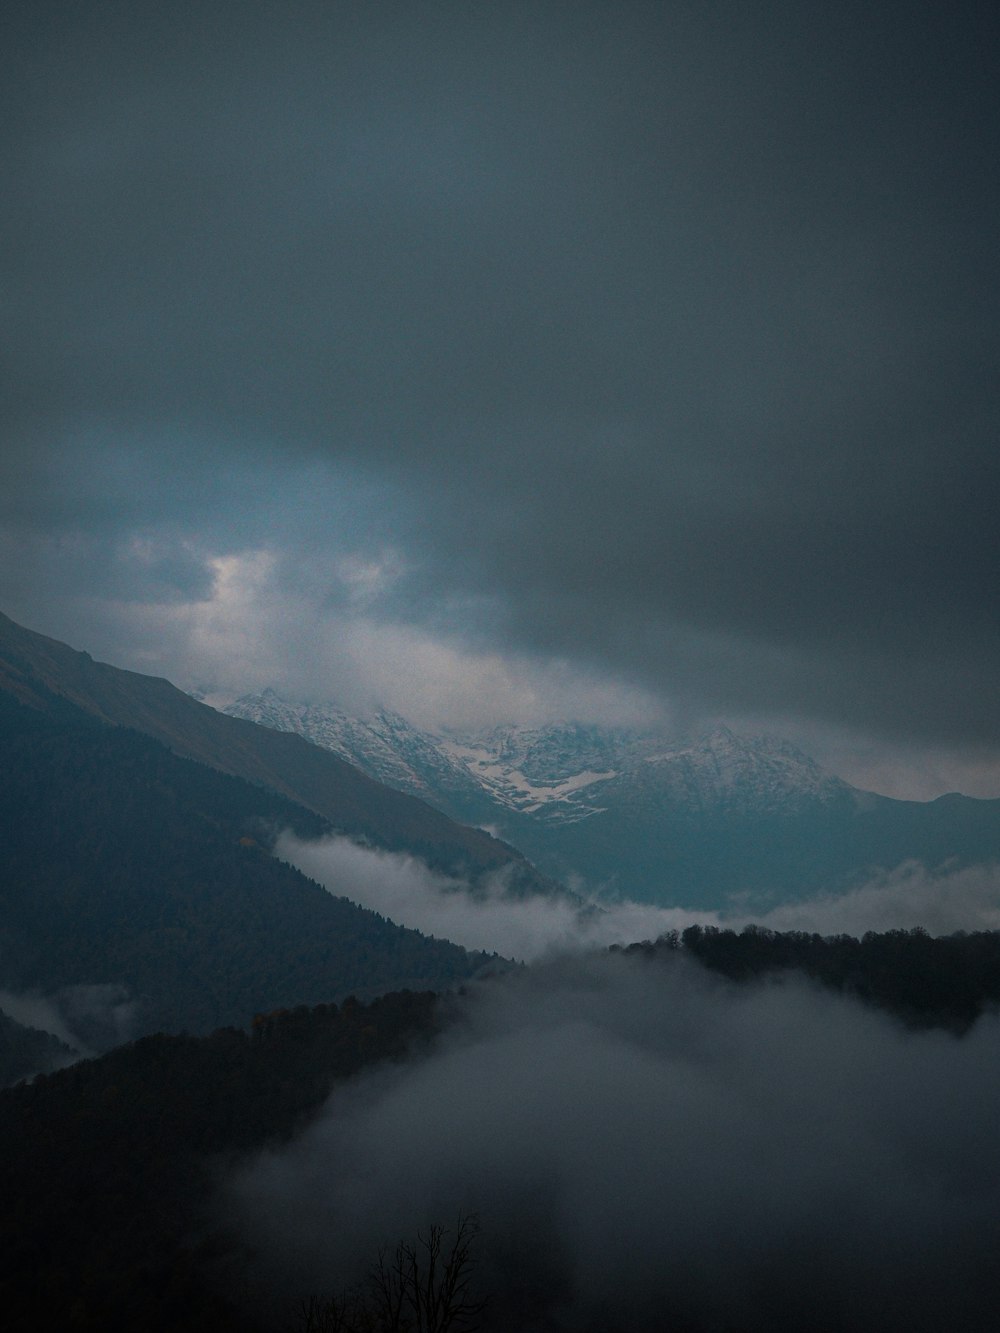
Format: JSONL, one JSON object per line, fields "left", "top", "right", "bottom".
{"left": 0, "top": 611, "right": 556, "bottom": 894}
{"left": 0, "top": 691, "right": 490, "bottom": 1045}
{"left": 0, "top": 1008, "right": 75, "bottom": 1086}
{"left": 0, "top": 989, "right": 442, "bottom": 1333}
{"left": 5, "top": 932, "right": 1000, "bottom": 1332}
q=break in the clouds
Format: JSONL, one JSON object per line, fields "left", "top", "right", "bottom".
{"left": 279, "top": 833, "right": 1000, "bottom": 958}
{"left": 3, "top": 2, "right": 998, "bottom": 776}
{"left": 231, "top": 951, "right": 1000, "bottom": 1331}
{"left": 142, "top": 546, "right": 668, "bottom": 730}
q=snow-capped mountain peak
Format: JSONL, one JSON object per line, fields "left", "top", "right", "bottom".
{"left": 218, "top": 692, "right": 846, "bottom": 823}
{"left": 638, "top": 726, "right": 845, "bottom": 810}
{"left": 201, "top": 687, "right": 997, "bottom": 911}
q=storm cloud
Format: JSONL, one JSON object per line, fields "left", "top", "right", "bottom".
{"left": 3, "top": 2, "right": 998, "bottom": 779}
{"left": 232, "top": 949, "right": 1000, "bottom": 1331}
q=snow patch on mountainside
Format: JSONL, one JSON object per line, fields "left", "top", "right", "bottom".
{"left": 217, "top": 690, "right": 849, "bottom": 831}
{"left": 222, "top": 689, "right": 490, "bottom": 811}
{"left": 439, "top": 721, "right": 849, "bottom": 823}
{"left": 438, "top": 737, "right": 618, "bottom": 815}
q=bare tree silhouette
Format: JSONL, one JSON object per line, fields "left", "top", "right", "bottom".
{"left": 297, "top": 1215, "right": 485, "bottom": 1333}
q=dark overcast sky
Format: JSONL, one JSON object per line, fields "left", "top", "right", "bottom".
{"left": 2, "top": 1, "right": 998, "bottom": 791}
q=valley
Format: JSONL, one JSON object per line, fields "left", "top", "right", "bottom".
{"left": 223, "top": 689, "right": 1000, "bottom": 909}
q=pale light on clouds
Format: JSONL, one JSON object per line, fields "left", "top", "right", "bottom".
{"left": 2, "top": 1, "right": 997, "bottom": 797}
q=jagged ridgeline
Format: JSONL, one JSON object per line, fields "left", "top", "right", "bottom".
{"left": 226, "top": 691, "right": 1000, "bottom": 909}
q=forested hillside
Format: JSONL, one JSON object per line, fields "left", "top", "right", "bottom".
{"left": 4, "top": 931, "right": 1000, "bottom": 1331}
{"left": 0, "top": 989, "right": 441, "bottom": 1332}
{"left": 0, "top": 611, "right": 556, "bottom": 895}
{"left": 627, "top": 923, "right": 1000, "bottom": 1031}
{"left": 0, "top": 1009, "right": 75, "bottom": 1086}
{"left": 0, "top": 692, "right": 489, "bottom": 1043}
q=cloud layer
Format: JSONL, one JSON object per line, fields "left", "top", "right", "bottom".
{"left": 232, "top": 949, "right": 1000, "bottom": 1331}
{"left": 279, "top": 833, "right": 1000, "bottom": 959}
{"left": 280, "top": 831, "right": 701, "bottom": 961}
{"left": 0, "top": 983, "right": 136, "bottom": 1057}
{"left": 3, "top": 2, "right": 998, "bottom": 777}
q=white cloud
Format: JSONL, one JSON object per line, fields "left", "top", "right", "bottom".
{"left": 0, "top": 982, "right": 135, "bottom": 1059}
{"left": 6, "top": 521, "right": 997, "bottom": 796}
{"left": 277, "top": 832, "right": 675, "bottom": 961}
{"left": 76, "top": 543, "right": 668, "bottom": 730}
{"left": 759, "top": 861, "right": 1000, "bottom": 937}
{"left": 280, "top": 833, "right": 1000, "bottom": 963}
{"left": 0, "top": 989, "right": 82, "bottom": 1052}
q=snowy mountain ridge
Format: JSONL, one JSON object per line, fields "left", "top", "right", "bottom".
{"left": 221, "top": 688, "right": 480, "bottom": 811}
{"left": 213, "top": 688, "right": 1000, "bottom": 910}
{"left": 220, "top": 690, "right": 847, "bottom": 825}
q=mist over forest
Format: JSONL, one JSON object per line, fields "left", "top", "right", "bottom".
{"left": 3, "top": 0, "right": 999, "bottom": 1326}
{"left": 280, "top": 830, "right": 1000, "bottom": 957}
{"left": 4, "top": 574, "right": 1000, "bottom": 1332}
{"left": 229, "top": 946, "right": 1000, "bottom": 1332}
{"left": 7, "top": 930, "right": 1000, "bottom": 1332}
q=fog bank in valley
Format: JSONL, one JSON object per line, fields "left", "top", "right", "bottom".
{"left": 232, "top": 949, "right": 1000, "bottom": 1331}
{"left": 278, "top": 833, "right": 1000, "bottom": 959}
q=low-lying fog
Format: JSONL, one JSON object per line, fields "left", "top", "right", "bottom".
{"left": 278, "top": 832, "right": 1000, "bottom": 959}
{"left": 231, "top": 948, "right": 1000, "bottom": 1331}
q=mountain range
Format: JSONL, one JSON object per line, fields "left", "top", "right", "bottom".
{"left": 224, "top": 690, "right": 1000, "bottom": 908}
{"left": 5, "top": 605, "right": 1000, "bottom": 1066}
{"left": 0, "top": 612, "right": 554, "bottom": 894}
{"left": 4, "top": 613, "right": 1000, "bottom": 1331}
{"left": 0, "top": 612, "right": 546, "bottom": 1055}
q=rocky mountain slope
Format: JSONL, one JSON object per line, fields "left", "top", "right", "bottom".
{"left": 225, "top": 689, "right": 494, "bottom": 824}
{"left": 223, "top": 691, "right": 1000, "bottom": 909}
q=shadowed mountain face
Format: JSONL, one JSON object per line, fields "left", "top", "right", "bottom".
{"left": 0, "top": 1008, "right": 75, "bottom": 1087}
{"left": 225, "top": 692, "right": 1000, "bottom": 909}
{"left": 498, "top": 731, "right": 1000, "bottom": 908}
{"left": 0, "top": 612, "right": 556, "bottom": 894}
{"left": 0, "top": 688, "right": 489, "bottom": 1048}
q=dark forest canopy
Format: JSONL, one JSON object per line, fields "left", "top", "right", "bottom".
{"left": 628, "top": 921, "right": 1000, "bottom": 1032}
{"left": 0, "top": 690, "right": 490, "bottom": 1043}
{"left": 4, "top": 928, "right": 1000, "bottom": 1331}
{"left": 0, "top": 989, "right": 442, "bottom": 1332}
